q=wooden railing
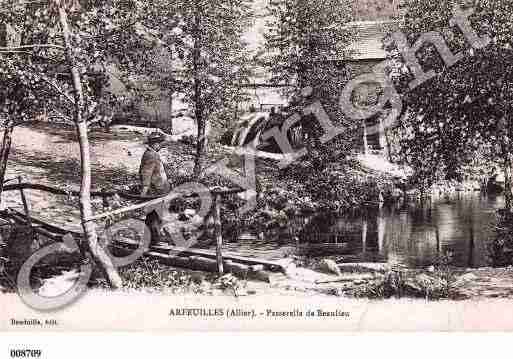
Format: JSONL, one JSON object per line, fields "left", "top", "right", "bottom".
{"left": 1, "top": 181, "right": 246, "bottom": 274}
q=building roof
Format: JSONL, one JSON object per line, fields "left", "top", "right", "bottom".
{"left": 345, "top": 20, "right": 400, "bottom": 61}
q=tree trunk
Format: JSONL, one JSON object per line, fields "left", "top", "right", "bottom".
{"left": 58, "top": 6, "right": 122, "bottom": 288}
{"left": 193, "top": 106, "right": 206, "bottom": 178}
{"left": 213, "top": 194, "right": 224, "bottom": 274}
{"left": 503, "top": 152, "right": 513, "bottom": 212}
{"left": 384, "top": 128, "right": 393, "bottom": 162}
{"left": 192, "top": 3, "right": 205, "bottom": 179}
{"left": 0, "top": 124, "right": 14, "bottom": 206}
{"left": 362, "top": 122, "right": 368, "bottom": 155}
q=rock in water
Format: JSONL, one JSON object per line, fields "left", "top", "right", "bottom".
{"left": 319, "top": 259, "right": 342, "bottom": 276}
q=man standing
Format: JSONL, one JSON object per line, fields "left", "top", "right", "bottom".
{"left": 139, "top": 131, "right": 171, "bottom": 197}
{"left": 139, "top": 131, "right": 172, "bottom": 244}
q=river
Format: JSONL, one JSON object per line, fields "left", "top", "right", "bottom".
{"left": 220, "top": 192, "right": 505, "bottom": 269}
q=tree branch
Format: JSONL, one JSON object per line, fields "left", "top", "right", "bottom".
{"left": 82, "top": 19, "right": 140, "bottom": 41}
{"left": 0, "top": 51, "right": 32, "bottom": 55}
{"left": 0, "top": 44, "right": 65, "bottom": 51}
{"left": 47, "top": 109, "right": 72, "bottom": 122}
{"left": 38, "top": 76, "right": 75, "bottom": 105}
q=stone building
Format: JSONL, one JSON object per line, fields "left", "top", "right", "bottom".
{"left": 344, "top": 20, "right": 400, "bottom": 157}
{"left": 239, "top": 19, "right": 400, "bottom": 156}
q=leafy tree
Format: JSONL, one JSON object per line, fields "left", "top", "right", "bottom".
{"left": 0, "top": 0, "right": 256, "bottom": 286}
{"left": 260, "top": 0, "right": 366, "bottom": 172}
{"left": 134, "top": 0, "right": 255, "bottom": 178}
{"left": 0, "top": 0, "right": 158, "bottom": 287}
{"left": 261, "top": 0, "right": 355, "bottom": 91}
{"left": 387, "top": 0, "right": 513, "bottom": 209}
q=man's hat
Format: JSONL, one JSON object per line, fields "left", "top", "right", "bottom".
{"left": 145, "top": 131, "right": 166, "bottom": 144}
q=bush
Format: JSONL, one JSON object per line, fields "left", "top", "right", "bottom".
{"left": 354, "top": 269, "right": 454, "bottom": 300}
{"left": 97, "top": 258, "right": 210, "bottom": 294}
{"left": 488, "top": 210, "right": 513, "bottom": 267}
{"left": 278, "top": 155, "right": 396, "bottom": 212}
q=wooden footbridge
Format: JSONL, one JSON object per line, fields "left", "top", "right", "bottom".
{"left": 0, "top": 180, "right": 289, "bottom": 281}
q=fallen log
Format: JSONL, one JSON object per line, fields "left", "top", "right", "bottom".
{"left": 224, "top": 260, "right": 272, "bottom": 283}
{"left": 315, "top": 274, "right": 378, "bottom": 284}
{"left": 148, "top": 252, "right": 191, "bottom": 268}
{"left": 112, "top": 236, "right": 290, "bottom": 273}
{"left": 3, "top": 183, "right": 116, "bottom": 198}
{"left": 187, "top": 256, "right": 218, "bottom": 272}
{"left": 249, "top": 264, "right": 264, "bottom": 272}
{"left": 247, "top": 268, "right": 272, "bottom": 284}
{"left": 150, "top": 243, "right": 288, "bottom": 272}
{"left": 146, "top": 251, "right": 271, "bottom": 282}
{"left": 224, "top": 260, "right": 248, "bottom": 278}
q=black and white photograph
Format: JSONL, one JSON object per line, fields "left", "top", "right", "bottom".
{"left": 1, "top": 0, "right": 513, "bottom": 336}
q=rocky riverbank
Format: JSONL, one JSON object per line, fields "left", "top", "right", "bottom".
{"left": 2, "top": 124, "right": 509, "bottom": 301}
{"left": 87, "top": 258, "right": 513, "bottom": 300}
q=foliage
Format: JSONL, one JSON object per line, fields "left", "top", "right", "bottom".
{"left": 97, "top": 257, "right": 209, "bottom": 293}
{"left": 260, "top": 1, "right": 369, "bottom": 178}
{"left": 260, "top": 0, "right": 355, "bottom": 91}
{"left": 0, "top": 1, "right": 167, "bottom": 288}
{"left": 95, "top": 258, "right": 246, "bottom": 296}
{"left": 277, "top": 155, "right": 395, "bottom": 211}
{"left": 387, "top": 0, "right": 513, "bottom": 206}
{"left": 220, "top": 158, "right": 397, "bottom": 242}
{"left": 353, "top": 269, "right": 454, "bottom": 300}
{"left": 0, "top": 0, "right": 255, "bottom": 144}
{"left": 131, "top": 0, "right": 255, "bottom": 176}
{"left": 488, "top": 210, "right": 513, "bottom": 267}
{"left": 213, "top": 273, "right": 244, "bottom": 296}
{"left": 0, "top": 0, "right": 154, "bottom": 127}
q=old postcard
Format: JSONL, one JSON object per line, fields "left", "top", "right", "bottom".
{"left": 1, "top": 0, "right": 513, "bottom": 334}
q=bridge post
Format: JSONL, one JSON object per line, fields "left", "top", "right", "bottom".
{"left": 0, "top": 125, "right": 14, "bottom": 206}
{"left": 213, "top": 194, "right": 224, "bottom": 274}
{"left": 362, "top": 122, "right": 368, "bottom": 155}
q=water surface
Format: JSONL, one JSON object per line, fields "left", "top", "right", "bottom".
{"left": 223, "top": 192, "right": 504, "bottom": 268}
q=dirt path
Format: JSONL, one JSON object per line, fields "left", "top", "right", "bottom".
{"left": 1, "top": 123, "right": 147, "bottom": 229}
{"left": 6, "top": 123, "right": 145, "bottom": 184}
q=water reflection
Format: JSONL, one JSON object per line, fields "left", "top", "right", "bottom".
{"left": 302, "top": 193, "right": 504, "bottom": 268}
{"left": 219, "top": 193, "right": 504, "bottom": 268}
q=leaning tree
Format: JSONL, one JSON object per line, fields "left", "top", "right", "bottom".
{"left": 0, "top": 0, "right": 161, "bottom": 287}
{"left": 0, "top": 0, "right": 258, "bottom": 286}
